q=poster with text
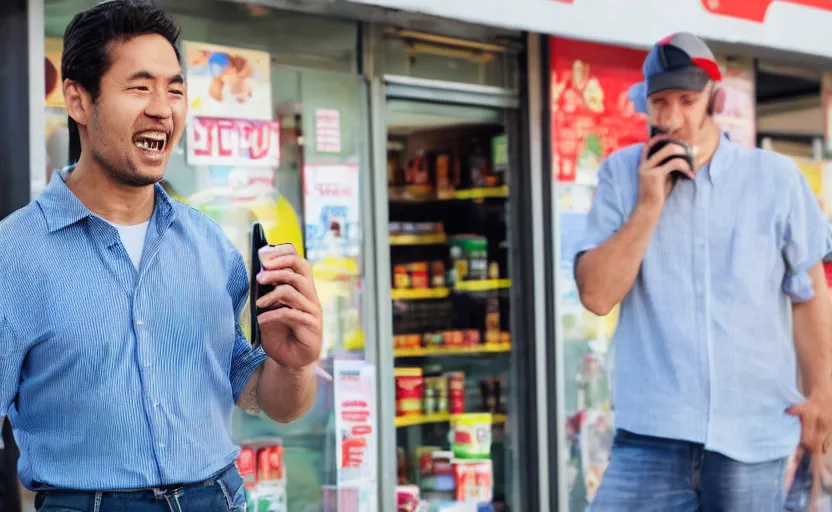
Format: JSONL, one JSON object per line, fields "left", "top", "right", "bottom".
{"left": 316, "top": 108, "right": 342, "bottom": 154}
{"left": 714, "top": 57, "right": 756, "bottom": 148}
{"left": 303, "top": 164, "right": 361, "bottom": 263}
{"left": 186, "top": 117, "right": 280, "bottom": 167}
{"left": 334, "top": 360, "right": 378, "bottom": 512}
{"left": 45, "top": 38, "right": 65, "bottom": 108}
{"left": 550, "top": 38, "right": 648, "bottom": 186}
{"left": 184, "top": 41, "right": 272, "bottom": 121}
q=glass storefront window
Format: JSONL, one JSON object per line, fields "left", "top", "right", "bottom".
{"left": 42, "top": 1, "right": 370, "bottom": 510}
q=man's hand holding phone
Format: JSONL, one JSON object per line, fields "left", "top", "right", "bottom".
{"left": 638, "top": 135, "right": 695, "bottom": 210}
{"left": 255, "top": 244, "right": 323, "bottom": 371}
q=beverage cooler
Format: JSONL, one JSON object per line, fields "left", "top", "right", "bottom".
{"left": 368, "top": 28, "right": 547, "bottom": 512}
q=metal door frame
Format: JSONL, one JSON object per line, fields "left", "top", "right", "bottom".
{"left": 365, "top": 22, "right": 549, "bottom": 512}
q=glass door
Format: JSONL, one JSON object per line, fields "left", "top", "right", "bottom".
{"left": 383, "top": 97, "right": 520, "bottom": 512}
{"left": 548, "top": 37, "right": 648, "bottom": 511}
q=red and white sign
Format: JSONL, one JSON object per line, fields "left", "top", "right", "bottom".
{"left": 186, "top": 117, "right": 280, "bottom": 167}
{"left": 550, "top": 38, "right": 647, "bottom": 184}
{"left": 702, "top": 0, "right": 832, "bottom": 23}
{"left": 333, "top": 360, "right": 378, "bottom": 512}
{"left": 347, "top": 0, "right": 832, "bottom": 60}
{"left": 315, "top": 108, "right": 342, "bottom": 154}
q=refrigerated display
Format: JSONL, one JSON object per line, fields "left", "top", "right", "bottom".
{"left": 384, "top": 99, "right": 516, "bottom": 512}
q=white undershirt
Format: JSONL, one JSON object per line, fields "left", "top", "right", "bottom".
{"left": 108, "top": 221, "right": 150, "bottom": 270}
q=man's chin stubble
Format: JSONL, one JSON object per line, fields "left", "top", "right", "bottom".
{"left": 92, "top": 150, "right": 162, "bottom": 188}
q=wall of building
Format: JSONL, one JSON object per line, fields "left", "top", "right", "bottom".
{"left": 346, "top": 0, "right": 832, "bottom": 60}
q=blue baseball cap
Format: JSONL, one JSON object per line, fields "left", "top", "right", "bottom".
{"left": 629, "top": 32, "right": 722, "bottom": 113}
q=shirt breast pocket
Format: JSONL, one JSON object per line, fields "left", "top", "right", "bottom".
{"left": 711, "top": 221, "right": 782, "bottom": 303}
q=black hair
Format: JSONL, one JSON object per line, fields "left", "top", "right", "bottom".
{"left": 62, "top": 0, "right": 181, "bottom": 164}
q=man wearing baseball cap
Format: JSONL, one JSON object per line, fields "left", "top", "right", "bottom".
{"left": 576, "top": 32, "right": 832, "bottom": 510}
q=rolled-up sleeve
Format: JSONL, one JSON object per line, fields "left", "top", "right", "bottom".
{"left": 226, "top": 249, "right": 268, "bottom": 403}
{"left": 576, "top": 159, "right": 625, "bottom": 258}
{"left": 0, "top": 313, "right": 23, "bottom": 417}
{"left": 782, "top": 170, "right": 832, "bottom": 302}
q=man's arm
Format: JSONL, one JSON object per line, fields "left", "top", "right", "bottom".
{"left": 576, "top": 141, "right": 688, "bottom": 316}
{"left": 782, "top": 167, "right": 832, "bottom": 453}
{"left": 792, "top": 262, "right": 832, "bottom": 396}
{"left": 237, "top": 360, "right": 317, "bottom": 423}
{"left": 576, "top": 202, "right": 662, "bottom": 316}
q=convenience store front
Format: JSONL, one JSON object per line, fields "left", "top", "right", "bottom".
{"left": 350, "top": 0, "right": 832, "bottom": 511}
{"left": 20, "top": 1, "right": 547, "bottom": 511}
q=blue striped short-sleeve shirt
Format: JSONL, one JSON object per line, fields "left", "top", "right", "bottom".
{"left": 0, "top": 170, "right": 267, "bottom": 490}
{"left": 580, "top": 136, "right": 832, "bottom": 463}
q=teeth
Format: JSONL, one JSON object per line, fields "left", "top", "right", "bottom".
{"left": 134, "top": 131, "right": 167, "bottom": 152}
{"left": 135, "top": 136, "right": 165, "bottom": 152}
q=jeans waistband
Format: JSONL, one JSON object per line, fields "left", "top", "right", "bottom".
{"left": 34, "top": 462, "right": 236, "bottom": 495}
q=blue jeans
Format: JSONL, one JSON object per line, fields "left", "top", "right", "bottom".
{"left": 784, "top": 452, "right": 812, "bottom": 511}
{"left": 590, "top": 430, "right": 788, "bottom": 512}
{"left": 34, "top": 464, "right": 246, "bottom": 512}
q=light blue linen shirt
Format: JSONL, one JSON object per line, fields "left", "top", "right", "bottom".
{"left": 579, "top": 136, "right": 832, "bottom": 462}
{"left": 0, "top": 170, "right": 268, "bottom": 490}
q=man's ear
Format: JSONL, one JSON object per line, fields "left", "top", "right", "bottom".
{"left": 63, "top": 79, "right": 90, "bottom": 127}
{"left": 708, "top": 85, "right": 726, "bottom": 116}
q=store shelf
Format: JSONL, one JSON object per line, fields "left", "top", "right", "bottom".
{"left": 454, "top": 279, "right": 512, "bottom": 292}
{"left": 395, "top": 413, "right": 508, "bottom": 428}
{"left": 389, "top": 185, "right": 509, "bottom": 203}
{"left": 391, "top": 287, "right": 450, "bottom": 300}
{"left": 390, "top": 233, "right": 448, "bottom": 246}
{"left": 454, "top": 186, "right": 509, "bottom": 200}
{"left": 394, "top": 344, "right": 512, "bottom": 358}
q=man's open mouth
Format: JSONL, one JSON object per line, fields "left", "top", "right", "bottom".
{"left": 133, "top": 131, "right": 168, "bottom": 152}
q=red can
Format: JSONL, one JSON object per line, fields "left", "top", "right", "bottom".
{"left": 447, "top": 372, "right": 465, "bottom": 414}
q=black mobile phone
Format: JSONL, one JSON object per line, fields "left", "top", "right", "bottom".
{"left": 647, "top": 125, "right": 694, "bottom": 183}
{"left": 249, "top": 222, "right": 287, "bottom": 348}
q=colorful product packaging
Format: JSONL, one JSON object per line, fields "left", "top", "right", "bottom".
{"left": 449, "top": 413, "right": 492, "bottom": 459}
{"left": 453, "top": 460, "right": 494, "bottom": 503}
{"left": 236, "top": 440, "right": 287, "bottom": 512}
{"left": 396, "top": 485, "right": 422, "bottom": 512}
{"left": 395, "top": 367, "right": 425, "bottom": 417}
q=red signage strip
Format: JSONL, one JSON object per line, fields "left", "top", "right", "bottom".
{"left": 702, "top": 0, "right": 832, "bottom": 23}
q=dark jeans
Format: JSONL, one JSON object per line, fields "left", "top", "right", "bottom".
{"left": 34, "top": 464, "right": 246, "bottom": 512}
{"left": 590, "top": 429, "right": 788, "bottom": 512}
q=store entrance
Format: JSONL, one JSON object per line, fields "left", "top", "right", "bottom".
{"left": 385, "top": 96, "right": 518, "bottom": 511}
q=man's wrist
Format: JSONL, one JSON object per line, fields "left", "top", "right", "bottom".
{"left": 633, "top": 199, "right": 664, "bottom": 221}
{"left": 267, "top": 357, "right": 314, "bottom": 382}
{"left": 807, "top": 380, "right": 832, "bottom": 397}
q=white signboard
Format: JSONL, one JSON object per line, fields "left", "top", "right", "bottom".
{"left": 346, "top": 0, "right": 832, "bottom": 60}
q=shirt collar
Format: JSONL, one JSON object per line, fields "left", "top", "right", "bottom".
{"left": 36, "top": 168, "right": 176, "bottom": 234}
{"left": 705, "top": 132, "right": 735, "bottom": 186}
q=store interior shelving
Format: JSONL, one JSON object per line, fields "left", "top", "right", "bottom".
{"left": 387, "top": 99, "right": 513, "bottom": 510}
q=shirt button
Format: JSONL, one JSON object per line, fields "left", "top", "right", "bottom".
{"left": 154, "top": 402, "right": 160, "bottom": 407}
{"left": 159, "top": 443, "right": 165, "bottom": 449}
{"left": 137, "top": 320, "right": 144, "bottom": 326}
